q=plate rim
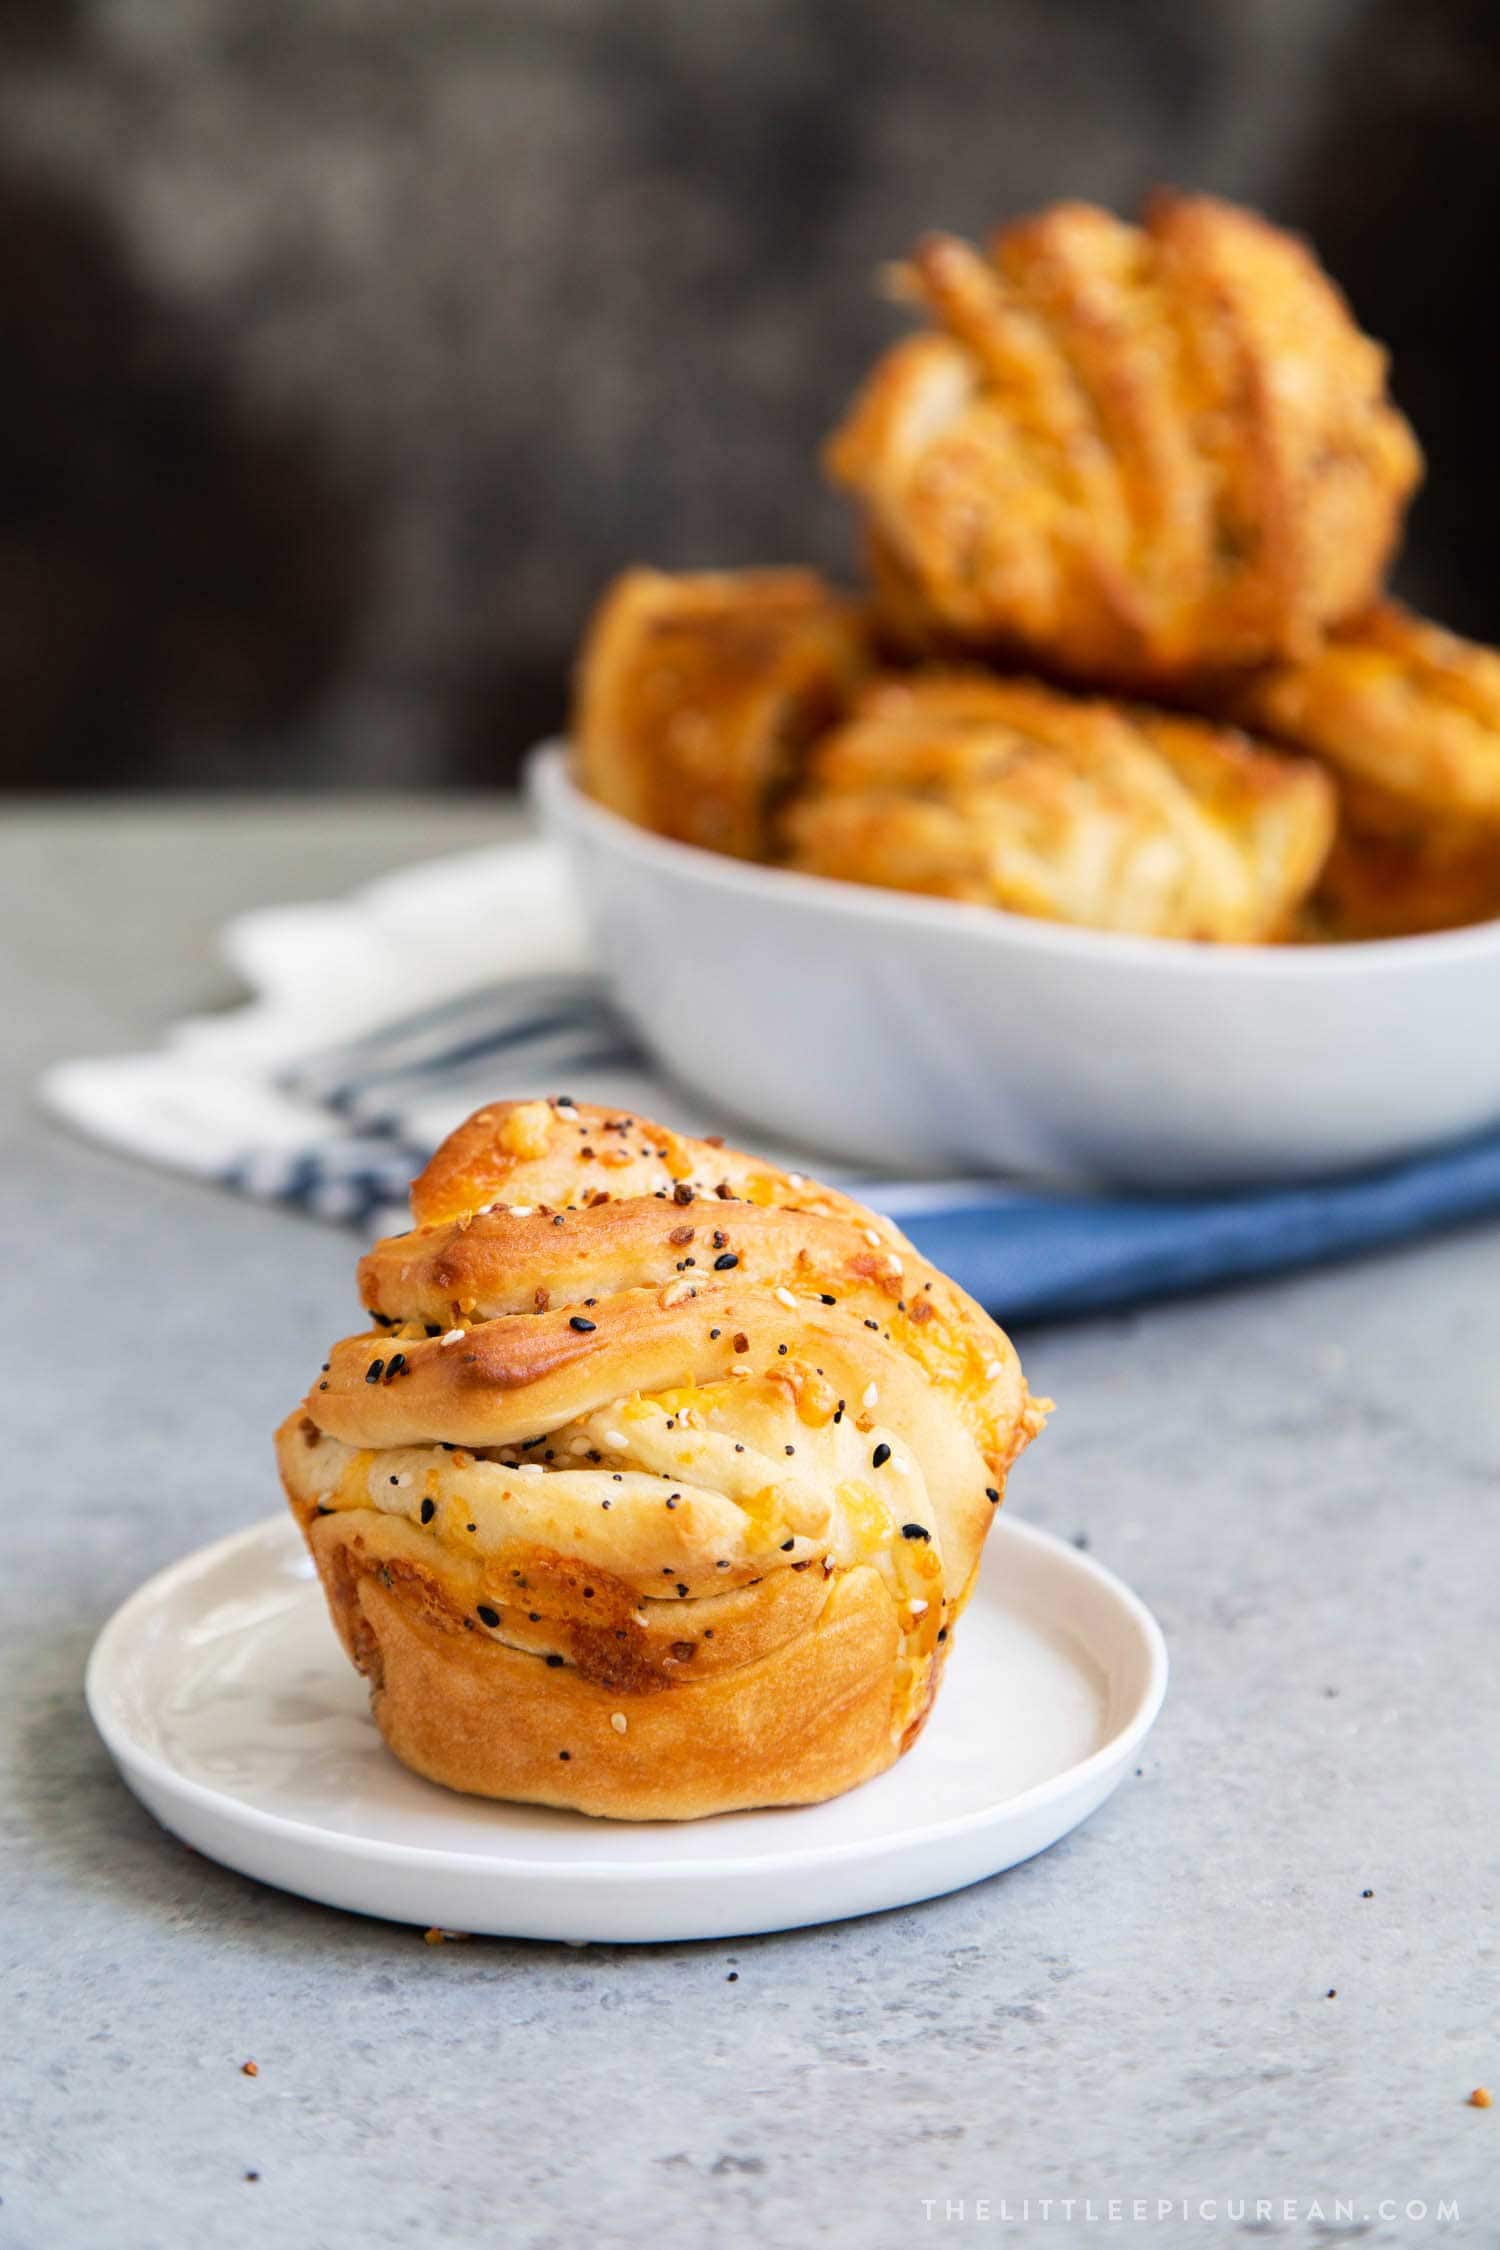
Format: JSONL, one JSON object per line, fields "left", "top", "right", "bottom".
{"left": 85, "top": 1511, "right": 1168, "bottom": 1886}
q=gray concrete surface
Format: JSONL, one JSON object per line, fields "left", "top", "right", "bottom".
{"left": 1, "top": 799, "right": 1496, "bottom": 2249}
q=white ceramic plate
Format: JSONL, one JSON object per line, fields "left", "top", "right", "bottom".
{"left": 531, "top": 744, "right": 1500, "bottom": 1189}
{"left": 86, "top": 1514, "right": 1166, "bottom": 1945}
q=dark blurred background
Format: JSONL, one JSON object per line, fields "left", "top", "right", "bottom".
{"left": 3, "top": 0, "right": 1498, "bottom": 790}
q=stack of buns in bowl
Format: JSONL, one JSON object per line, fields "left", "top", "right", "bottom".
{"left": 574, "top": 192, "right": 1500, "bottom": 945}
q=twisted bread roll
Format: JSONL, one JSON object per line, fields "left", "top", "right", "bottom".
{"left": 573, "top": 567, "right": 868, "bottom": 858}
{"left": 278, "top": 1099, "right": 1047, "bottom": 1819}
{"left": 827, "top": 194, "right": 1420, "bottom": 686}
{"left": 1225, "top": 605, "right": 1500, "bottom": 937}
{"left": 781, "top": 672, "right": 1335, "bottom": 941}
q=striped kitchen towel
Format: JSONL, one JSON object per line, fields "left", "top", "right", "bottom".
{"left": 41, "top": 837, "right": 1500, "bottom": 1321}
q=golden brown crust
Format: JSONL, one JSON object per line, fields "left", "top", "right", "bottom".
{"left": 1222, "top": 605, "right": 1500, "bottom": 937}
{"left": 1228, "top": 604, "right": 1500, "bottom": 830}
{"left": 280, "top": 1099, "right": 1047, "bottom": 1819}
{"left": 826, "top": 194, "right": 1420, "bottom": 687}
{"left": 338, "top": 1555, "right": 902, "bottom": 1821}
{"left": 571, "top": 566, "right": 868, "bottom": 857}
{"left": 1311, "top": 784, "right": 1500, "bottom": 940}
{"left": 780, "top": 670, "right": 1335, "bottom": 941}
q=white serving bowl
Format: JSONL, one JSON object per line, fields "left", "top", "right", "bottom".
{"left": 529, "top": 745, "right": 1500, "bottom": 1189}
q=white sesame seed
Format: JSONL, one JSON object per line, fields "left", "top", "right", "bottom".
{"left": 984, "top": 1358, "right": 1003, "bottom": 1380}
{"left": 862, "top": 1382, "right": 878, "bottom": 1408}
{"left": 774, "top": 1286, "right": 796, "bottom": 1310}
{"left": 886, "top": 1254, "right": 903, "bottom": 1277}
{"left": 788, "top": 1172, "right": 806, "bottom": 1186}
{"left": 610, "top": 1712, "right": 628, "bottom": 1733}
{"left": 509, "top": 1205, "right": 534, "bottom": 1218}
{"left": 729, "top": 1365, "right": 753, "bottom": 1378}
{"left": 392, "top": 1472, "right": 411, "bottom": 1488}
{"left": 516, "top": 1462, "right": 545, "bottom": 1477}
{"left": 604, "top": 1429, "right": 628, "bottom": 1450}
{"left": 891, "top": 1456, "right": 909, "bottom": 1476}
{"left": 909, "top": 1598, "right": 928, "bottom": 1617}
{"left": 659, "top": 1278, "right": 693, "bottom": 1308}
{"left": 863, "top": 1228, "right": 881, "bottom": 1247}
{"left": 440, "top": 1328, "right": 464, "bottom": 1346}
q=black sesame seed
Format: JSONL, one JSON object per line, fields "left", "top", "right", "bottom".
{"left": 420, "top": 1498, "right": 436, "bottom": 1525}
{"left": 709, "top": 1327, "right": 722, "bottom": 1340}
{"left": 467, "top": 1522, "right": 476, "bottom": 1532}
{"left": 425, "top": 1323, "right": 442, "bottom": 1338}
{"left": 872, "top": 1443, "right": 892, "bottom": 1468}
{"left": 476, "top": 1605, "right": 500, "bottom": 1627}
{"left": 545, "top": 1654, "right": 564, "bottom": 1669}
{"left": 676, "top": 1583, "right": 689, "bottom": 1597}
{"left": 717, "top": 1560, "right": 730, "bottom": 1569}
{"left": 986, "top": 1487, "right": 1000, "bottom": 1504}
{"left": 365, "top": 1358, "right": 385, "bottom": 1384}
{"left": 529, "top": 1611, "right": 540, "bottom": 1621}
{"left": 820, "top": 1293, "right": 837, "bottom": 1305}
{"left": 384, "top": 1352, "right": 407, "bottom": 1381}
{"left": 864, "top": 1318, "right": 879, "bottom": 1331}
{"left": 569, "top": 1316, "right": 597, "bottom": 1333}
{"left": 784, "top": 1445, "right": 795, "bottom": 1456}
{"left": 780, "top": 1539, "right": 794, "bottom": 1552}
{"left": 558, "top": 1750, "right": 570, "bottom": 1760}
{"left": 937, "top": 1626, "right": 948, "bottom": 1643}
{"left": 901, "top": 1522, "right": 931, "bottom": 1542}
{"left": 714, "top": 1252, "right": 738, "bottom": 1271}
{"left": 665, "top": 1495, "right": 678, "bottom": 1509}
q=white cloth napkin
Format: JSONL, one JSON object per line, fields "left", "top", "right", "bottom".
{"left": 40, "top": 836, "right": 931, "bottom": 1232}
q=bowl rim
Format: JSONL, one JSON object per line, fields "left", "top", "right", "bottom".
{"left": 528, "top": 742, "right": 1500, "bottom": 981}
